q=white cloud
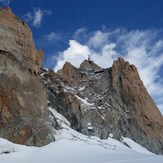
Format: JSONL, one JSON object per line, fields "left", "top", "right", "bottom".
{"left": 73, "top": 27, "right": 87, "bottom": 39}
{"left": 24, "top": 8, "right": 52, "bottom": 28}
{"left": 54, "top": 40, "right": 91, "bottom": 72}
{"left": 32, "top": 8, "right": 42, "bottom": 27}
{"left": 89, "top": 43, "right": 118, "bottom": 68}
{"left": 53, "top": 28, "right": 163, "bottom": 114}
{"left": 88, "top": 30, "right": 109, "bottom": 49}
{"left": 45, "top": 32, "right": 62, "bottom": 43}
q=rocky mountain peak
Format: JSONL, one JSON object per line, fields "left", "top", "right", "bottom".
{"left": 57, "top": 62, "right": 79, "bottom": 82}
{"left": 112, "top": 57, "right": 163, "bottom": 122}
{"left": 80, "top": 59, "right": 101, "bottom": 71}
{"left": 112, "top": 57, "right": 139, "bottom": 77}
{"left": 41, "top": 57, "right": 163, "bottom": 154}
{"left": 113, "top": 57, "right": 126, "bottom": 65}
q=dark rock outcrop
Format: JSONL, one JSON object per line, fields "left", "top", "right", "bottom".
{"left": 42, "top": 58, "right": 163, "bottom": 154}
{"left": 0, "top": 7, "right": 55, "bottom": 146}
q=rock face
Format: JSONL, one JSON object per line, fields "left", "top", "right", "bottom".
{"left": 41, "top": 58, "right": 163, "bottom": 154}
{"left": 111, "top": 58, "right": 163, "bottom": 154}
{"left": 0, "top": 7, "right": 55, "bottom": 146}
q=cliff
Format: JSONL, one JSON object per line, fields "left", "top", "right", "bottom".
{"left": 0, "top": 7, "right": 55, "bottom": 146}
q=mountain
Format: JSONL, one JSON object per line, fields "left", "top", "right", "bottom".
{"left": 0, "top": 7, "right": 55, "bottom": 146}
{"left": 0, "top": 7, "right": 163, "bottom": 156}
{"left": 41, "top": 58, "right": 163, "bottom": 154}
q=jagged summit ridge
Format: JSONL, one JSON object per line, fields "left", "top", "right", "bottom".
{"left": 41, "top": 57, "right": 163, "bottom": 154}
{"left": 80, "top": 59, "right": 102, "bottom": 71}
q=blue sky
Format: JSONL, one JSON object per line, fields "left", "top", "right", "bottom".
{"left": 0, "top": 0, "right": 163, "bottom": 114}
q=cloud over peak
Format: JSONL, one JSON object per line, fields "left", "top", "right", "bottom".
{"left": 54, "top": 40, "right": 91, "bottom": 72}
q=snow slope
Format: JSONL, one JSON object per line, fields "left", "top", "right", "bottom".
{"left": 0, "top": 108, "right": 163, "bottom": 163}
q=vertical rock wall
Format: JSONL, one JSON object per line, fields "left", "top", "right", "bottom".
{"left": 0, "top": 7, "right": 55, "bottom": 146}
